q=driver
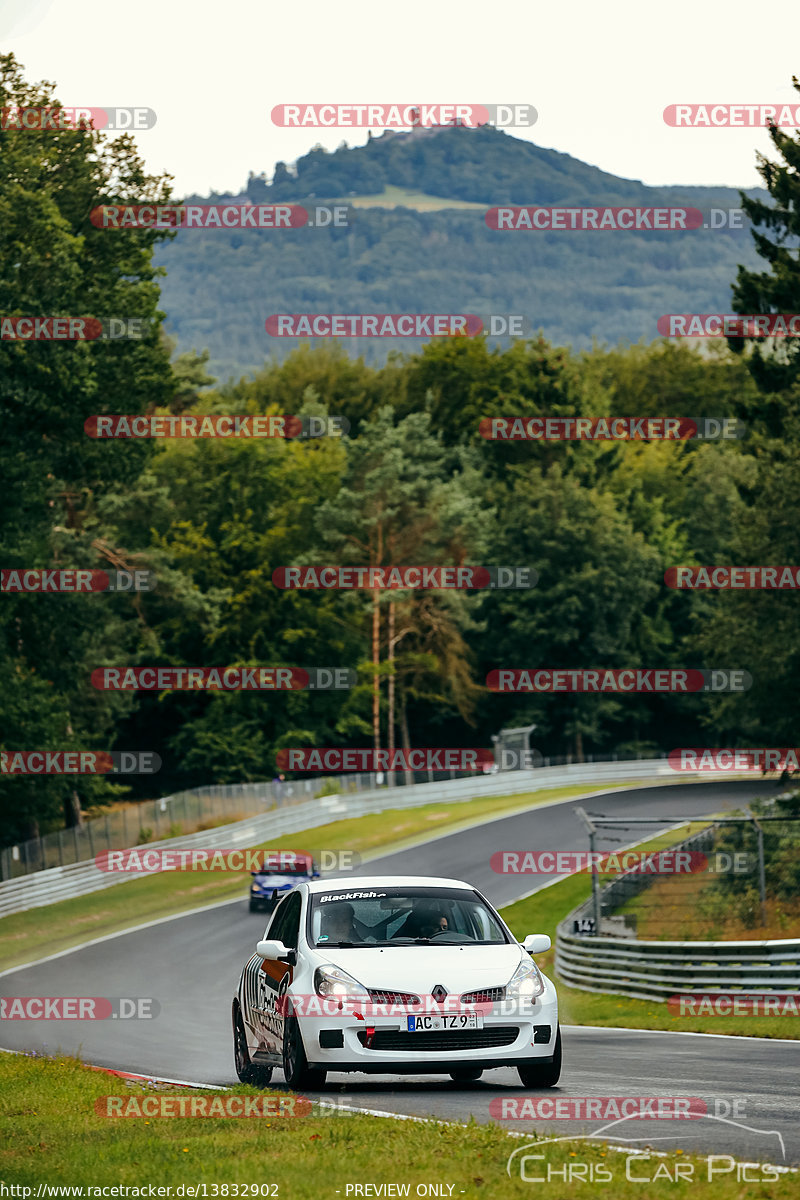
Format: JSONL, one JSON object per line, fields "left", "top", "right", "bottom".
{"left": 421, "top": 911, "right": 448, "bottom": 937}
{"left": 394, "top": 902, "right": 449, "bottom": 939}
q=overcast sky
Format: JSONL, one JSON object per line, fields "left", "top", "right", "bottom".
{"left": 3, "top": 0, "right": 797, "bottom": 198}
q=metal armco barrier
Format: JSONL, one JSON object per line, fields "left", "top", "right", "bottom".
{"left": 555, "top": 929, "right": 800, "bottom": 1001}
{"left": 556, "top": 825, "right": 800, "bottom": 1000}
{"left": 0, "top": 756, "right": 684, "bottom": 918}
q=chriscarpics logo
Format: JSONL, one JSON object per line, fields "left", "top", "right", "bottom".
{"left": 502, "top": 1095, "right": 788, "bottom": 1180}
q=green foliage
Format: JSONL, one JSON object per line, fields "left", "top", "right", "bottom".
{"left": 0, "top": 53, "right": 176, "bottom": 842}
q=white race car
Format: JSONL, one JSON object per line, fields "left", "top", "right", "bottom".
{"left": 232, "top": 875, "right": 560, "bottom": 1089}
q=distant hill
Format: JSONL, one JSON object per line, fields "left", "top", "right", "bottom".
{"left": 156, "top": 126, "right": 765, "bottom": 381}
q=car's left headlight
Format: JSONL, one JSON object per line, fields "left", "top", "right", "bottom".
{"left": 314, "top": 965, "right": 369, "bottom": 1000}
{"left": 506, "top": 956, "right": 545, "bottom": 1001}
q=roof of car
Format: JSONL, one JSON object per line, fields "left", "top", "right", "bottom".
{"left": 306, "top": 875, "right": 475, "bottom": 894}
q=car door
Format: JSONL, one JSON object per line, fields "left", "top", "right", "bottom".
{"left": 258, "top": 890, "right": 301, "bottom": 1057}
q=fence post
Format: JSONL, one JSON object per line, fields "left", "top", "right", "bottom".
{"left": 575, "top": 807, "right": 601, "bottom": 935}
{"left": 751, "top": 815, "right": 767, "bottom": 927}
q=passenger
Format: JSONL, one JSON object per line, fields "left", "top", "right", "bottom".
{"left": 319, "top": 902, "right": 361, "bottom": 944}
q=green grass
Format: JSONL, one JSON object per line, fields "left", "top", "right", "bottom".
{"left": 338, "top": 184, "right": 487, "bottom": 210}
{"left": 1, "top": 1054, "right": 793, "bottom": 1191}
{"left": 0, "top": 781, "right": 640, "bottom": 971}
{"left": 500, "top": 827, "right": 800, "bottom": 1040}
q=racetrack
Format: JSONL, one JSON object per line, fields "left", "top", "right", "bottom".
{"left": 3, "top": 778, "right": 798, "bottom": 1165}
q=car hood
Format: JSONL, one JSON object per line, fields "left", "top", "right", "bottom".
{"left": 313, "top": 943, "right": 525, "bottom": 993}
{"left": 252, "top": 874, "right": 296, "bottom": 888}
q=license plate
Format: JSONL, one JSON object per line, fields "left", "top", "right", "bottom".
{"left": 406, "top": 1013, "right": 483, "bottom": 1031}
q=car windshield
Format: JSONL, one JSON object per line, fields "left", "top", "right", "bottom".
{"left": 308, "top": 886, "right": 510, "bottom": 947}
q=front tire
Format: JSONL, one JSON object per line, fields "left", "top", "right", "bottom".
{"left": 282, "top": 1012, "right": 327, "bottom": 1090}
{"left": 449, "top": 1067, "right": 483, "bottom": 1083}
{"left": 517, "top": 1027, "right": 561, "bottom": 1088}
{"left": 233, "top": 1004, "right": 273, "bottom": 1085}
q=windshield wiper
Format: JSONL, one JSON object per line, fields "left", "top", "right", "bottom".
{"left": 319, "top": 940, "right": 359, "bottom": 947}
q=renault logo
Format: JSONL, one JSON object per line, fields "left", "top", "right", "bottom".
{"left": 431, "top": 984, "right": 448, "bottom": 1003}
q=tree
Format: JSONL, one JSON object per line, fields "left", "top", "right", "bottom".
{"left": 313, "top": 407, "right": 491, "bottom": 758}
{"left": 0, "top": 53, "right": 175, "bottom": 842}
{"left": 731, "top": 76, "right": 800, "bottom": 405}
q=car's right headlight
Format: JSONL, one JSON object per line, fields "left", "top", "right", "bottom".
{"left": 505, "top": 956, "right": 545, "bottom": 1002}
{"left": 314, "top": 965, "right": 369, "bottom": 1000}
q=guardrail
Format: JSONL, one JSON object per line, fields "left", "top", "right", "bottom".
{"left": 0, "top": 756, "right": 683, "bottom": 918}
{"left": 1, "top": 750, "right": 656, "bottom": 880}
{"left": 556, "top": 826, "right": 800, "bottom": 1000}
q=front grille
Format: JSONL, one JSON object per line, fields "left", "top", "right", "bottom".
{"left": 357, "top": 1027, "right": 519, "bottom": 1052}
{"left": 461, "top": 986, "right": 506, "bottom": 1004}
{"left": 367, "top": 989, "right": 421, "bottom": 1005}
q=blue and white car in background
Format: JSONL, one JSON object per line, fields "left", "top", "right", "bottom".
{"left": 233, "top": 874, "right": 560, "bottom": 1089}
{"left": 249, "top": 852, "right": 320, "bottom": 913}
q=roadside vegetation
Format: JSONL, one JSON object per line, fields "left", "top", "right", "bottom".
{"left": 1, "top": 1054, "right": 793, "bottom": 1192}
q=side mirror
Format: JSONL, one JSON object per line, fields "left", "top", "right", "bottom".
{"left": 257, "top": 939, "right": 289, "bottom": 960}
{"left": 522, "top": 933, "right": 551, "bottom": 955}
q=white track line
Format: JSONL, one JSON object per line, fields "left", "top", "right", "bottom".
{"left": 563, "top": 1024, "right": 800, "bottom": 1045}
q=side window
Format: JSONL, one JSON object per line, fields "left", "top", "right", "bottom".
{"left": 268, "top": 896, "right": 292, "bottom": 944}
{"left": 278, "top": 892, "right": 302, "bottom": 949}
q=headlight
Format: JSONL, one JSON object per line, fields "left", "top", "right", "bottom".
{"left": 506, "top": 956, "right": 545, "bottom": 1001}
{"left": 250, "top": 883, "right": 261, "bottom": 892}
{"left": 314, "top": 965, "right": 369, "bottom": 1000}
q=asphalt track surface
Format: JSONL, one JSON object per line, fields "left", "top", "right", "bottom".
{"left": 3, "top": 778, "right": 799, "bottom": 1166}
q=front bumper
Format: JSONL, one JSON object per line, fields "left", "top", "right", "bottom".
{"left": 299, "top": 998, "right": 559, "bottom": 1072}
